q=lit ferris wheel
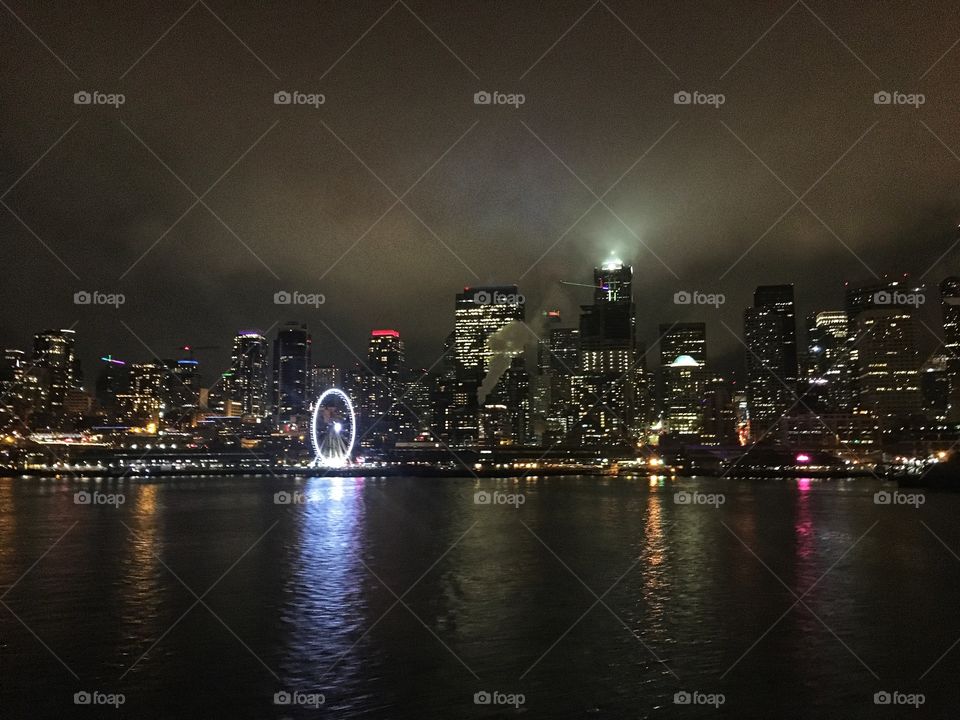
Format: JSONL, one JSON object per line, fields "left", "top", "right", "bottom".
{"left": 310, "top": 388, "right": 356, "bottom": 468}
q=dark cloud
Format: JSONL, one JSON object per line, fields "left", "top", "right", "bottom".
{"left": 2, "top": 0, "right": 959, "bottom": 384}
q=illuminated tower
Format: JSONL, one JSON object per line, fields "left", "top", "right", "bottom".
{"left": 31, "top": 328, "right": 80, "bottom": 424}
{"left": 845, "top": 279, "right": 923, "bottom": 425}
{"left": 230, "top": 331, "right": 269, "bottom": 419}
{"left": 361, "top": 330, "right": 406, "bottom": 448}
{"left": 454, "top": 286, "right": 524, "bottom": 376}
{"left": 659, "top": 323, "right": 707, "bottom": 438}
{"left": 273, "top": 322, "right": 312, "bottom": 427}
{"left": 744, "top": 285, "right": 797, "bottom": 438}
{"left": 579, "top": 258, "right": 634, "bottom": 375}
{"left": 575, "top": 257, "right": 637, "bottom": 447}
{"left": 941, "top": 277, "right": 960, "bottom": 419}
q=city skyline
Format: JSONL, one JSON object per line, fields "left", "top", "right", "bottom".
{"left": 6, "top": 4, "right": 960, "bottom": 717}
{"left": 4, "top": 263, "right": 956, "bottom": 385}
{"left": 5, "top": 260, "right": 959, "bottom": 459}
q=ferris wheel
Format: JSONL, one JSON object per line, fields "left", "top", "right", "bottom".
{"left": 310, "top": 388, "right": 356, "bottom": 467}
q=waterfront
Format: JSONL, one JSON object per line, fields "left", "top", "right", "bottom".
{"left": 1, "top": 474, "right": 957, "bottom": 718}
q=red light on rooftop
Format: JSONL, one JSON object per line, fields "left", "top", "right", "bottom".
{"left": 371, "top": 329, "right": 399, "bottom": 337}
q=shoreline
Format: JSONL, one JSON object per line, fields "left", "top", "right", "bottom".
{"left": 0, "top": 466, "right": 885, "bottom": 480}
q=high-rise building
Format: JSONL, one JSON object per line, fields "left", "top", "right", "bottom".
{"left": 701, "top": 374, "right": 737, "bottom": 446}
{"left": 480, "top": 356, "right": 531, "bottom": 445}
{"left": 744, "top": 285, "right": 797, "bottom": 438}
{"left": 659, "top": 323, "right": 707, "bottom": 438}
{"left": 921, "top": 353, "right": 950, "bottom": 422}
{"left": 451, "top": 287, "right": 524, "bottom": 447}
{"left": 117, "top": 361, "right": 165, "bottom": 423}
{"left": 310, "top": 365, "right": 342, "bottom": 397}
{"left": 0, "top": 349, "right": 34, "bottom": 425}
{"left": 579, "top": 258, "right": 634, "bottom": 375}
{"left": 453, "top": 286, "right": 524, "bottom": 377}
{"left": 273, "top": 322, "right": 312, "bottom": 426}
{"left": 229, "top": 331, "right": 269, "bottom": 419}
{"left": 361, "top": 330, "right": 406, "bottom": 448}
{"left": 802, "top": 310, "right": 849, "bottom": 411}
{"left": 575, "top": 258, "right": 638, "bottom": 447}
{"left": 940, "top": 277, "right": 960, "bottom": 419}
{"left": 663, "top": 354, "right": 706, "bottom": 437}
{"left": 660, "top": 323, "right": 706, "bottom": 365}
{"left": 845, "top": 279, "right": 923, "bottom": 425}
{"left": 537, "top": 327, "right": 580, "bottom": 444}
{"left": 31, "top": 329, "right": 81, "bottom": 424}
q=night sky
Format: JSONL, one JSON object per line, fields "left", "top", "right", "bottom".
{"left": 2, "top": 0, "right": 959, "bottom": 380}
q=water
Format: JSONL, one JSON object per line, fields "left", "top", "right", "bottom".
{"left": 0, "top": 474, "right": 957, "bottom": 718}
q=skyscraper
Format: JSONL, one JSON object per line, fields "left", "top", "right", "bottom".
{"left": 803, "top": 310, "right": 848, "bottom": 411}
{"left": 659, "top": 323, "right": 707, "bottom": 438}
{"left": 743, "top": 285, "right": 797, "bottom": 438}
{"left": 845, "top": 279, "right": 923, "bottom": 424}
{"left": 31, "top": 329, "right": 80, "bottom": 424}
{"left": 453, "top": 286, "right": 524, "bottom": 376}
{"left": 273, "top": 322, "right": 312, "bottom": 426}
{"left": 575, "top": 258, "right": 638, "bottom": 447}
{"left": 940, "top": 276, "right": 960, "bottom": 419}
{"left": 310, "top": 365, "right": 342, "bottom": 397}
{"left": 229, "top": 331, "right": 269, "bottom": 419}
{"left": 659, "top": 323, "right": 706, "bottom": 365}
{"left": 361, "top": 330, "right": 406, "bottom": 448}
{"left": 579, "top": 258, "right": 635, "bottom": 375}
{"left": 451, "top": 286, "right": 524, "bottom": 447}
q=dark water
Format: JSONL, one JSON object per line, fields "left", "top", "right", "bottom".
{"left": 1, "top": 474, "right": 958, "bottom": 718}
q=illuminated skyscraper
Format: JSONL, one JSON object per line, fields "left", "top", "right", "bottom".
{"left": 31, "top": 329, "right": 81, "bottom": 424}
{"left": 845, "top": 279, "right": 923, "bottom": 424}
{"left": 310, "top": 365, "right": 342, "bottom": 396}
{"left": 660, "top": 323, "right": 706, "bottom": 365}
{"left": 451, "top": 287, "right": 524, "bottom": 447}
{"left": 575, "top": 257, "right": 639, "bottom": 447}
{"left": 744, "top": 285, "right": 797, "bottom": 438}
{"left": 273, "top": 322, "right": 312, "bottom": 426}
{"left": 453, "top": 286, "right": 524, "bottom": 376}
{"left": 579, "top": 258, "right": 634, "bottom": 375}
{"left": 803, "top": 310, "right": 849, "bottom": 411}
{"left": 940, "top": 276, "right": 960, "bottom": 418}
{"left": 659, "top": 323, "right": 707, "bottom": 438}
{"left": 360, "top": 330, "right": 406, "bottom": 448}
{"left": 230, "top": 331, "right": 269, "bottom": 419}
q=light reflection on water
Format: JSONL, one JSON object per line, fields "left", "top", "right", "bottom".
{"left": 0, "top": 474, "right": 958, "bottom": 718}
